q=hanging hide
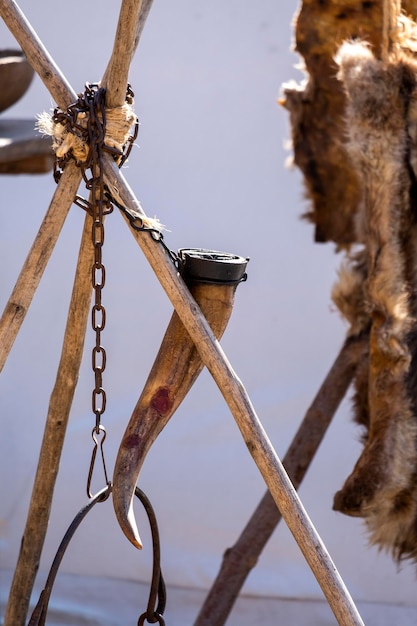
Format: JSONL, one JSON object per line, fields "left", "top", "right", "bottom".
{"left": 331, "top": 29, "right": 417, "bottom": 562}
{"left": 282, "top": 0, "right": 417, "bottom": 245}
{"left": 332, "top": 249, "right": 371, "bottom": 436}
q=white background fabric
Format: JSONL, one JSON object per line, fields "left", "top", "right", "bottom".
{"left": 1, "top": 1, "right": 417, "bottom": 622}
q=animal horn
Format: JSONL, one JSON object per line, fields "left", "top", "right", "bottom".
{"left": 112, "top": 249, "right": 248, "bottom": 548}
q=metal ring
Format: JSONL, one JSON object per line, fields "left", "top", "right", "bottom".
{"left": 137, "top": 612, "right": 165, "bottom": 625}
{"left": 27, "top": 484, "right": 111, "bottom": 626}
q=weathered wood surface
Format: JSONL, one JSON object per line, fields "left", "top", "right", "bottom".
{"left": 3, "top": 213, "right": 94, "bottom": 626}
{"left": 0, "top": 1, "right": 76, "bottom": 109}
{"left": 283, "top": 0, "right": 417, "bottom": 244}
{"left": 194, "top": 334, "right": 366, "bottom": 626}
{"left": 101, "top": 0, "right": 154, "bottom": 108}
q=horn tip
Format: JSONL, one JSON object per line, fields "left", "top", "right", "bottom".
{"left": 131, "top": 530, "right": 143, "bottom": 550}
{"left": 113, "top": 489, "right": 143, "bottom": 549}
{"left": 120, "top": 515, "right": 143, "bottom": 550}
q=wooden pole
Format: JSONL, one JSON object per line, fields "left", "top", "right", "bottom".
{"left": 0, "top": 0, "right": 75, "bottom": 109}
{"left": 0, "top": 0, "right": 153, "bottom": 109}
{"left": 111, "top": 163, "right": 364, "bottom": 626}
{"left": 133, "top": 0, "right": 154, "bottom": 54}
{"left": 1, "top": 2, "right": 364, "bottom": 623}
{"left": 100, "top": 0, "right": 150, "bottom": 107}
{"left": 194, "top": 334, "right": 366, "bottom": 626}
{"left": 3, "top": 213, "right": 94, "bottom": 626}
{"left": 0, "top": 163, "right": 81, "bottom": 374}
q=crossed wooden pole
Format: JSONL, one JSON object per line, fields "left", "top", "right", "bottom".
{"left": 0, "top": 1, "right": 364, "bottom": 625}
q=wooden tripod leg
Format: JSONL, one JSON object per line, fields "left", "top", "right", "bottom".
{"left": 101, "top": 0, "right": 154, "bottom": 108}
{"left": 194, "top": 334, "right": 366, "bottom": 626}
{"left": 3, "top": 212, "right": 93, "bottom": 626}
{"left": 0, "top": 163, "right": 81, "bottom": 373}
{"left": 112, "top": 169, "right": 364, "bottom": 626}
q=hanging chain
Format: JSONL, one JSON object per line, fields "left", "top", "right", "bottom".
{"left": 50, "top": 83, "right": 178, "bottom": 498}
{"left": 40, "top": 84, "right": 168, "bottom": 623}
{"left": 52, "top": 83, "right": 117, "bottom": 496}
{"left": 84, "top": 84, "right": 113, "bottom": 497}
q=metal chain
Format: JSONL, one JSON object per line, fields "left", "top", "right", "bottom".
{"left": 111, "top": 194, "right": 180, "bottom": 269}
{"left": 52, "top": 82, "right": 137, "bottom": 185}
{"left": 51, "top": 83, "right": 114, "bottom": 496}
{"left": 84, "top": 84, "right": 112, "bottom": 497}
{"left": 42, "top": 84, "right": 167, "bottom": 623}
{"left": 50, "top": 83, "right": 176, "bottom": 496}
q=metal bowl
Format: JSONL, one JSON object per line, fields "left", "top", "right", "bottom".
{"left": 0, "top": 49, "right": 34, "bottom": 114}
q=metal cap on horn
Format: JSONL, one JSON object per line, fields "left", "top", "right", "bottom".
{"left": 178, "top": 248, "right": 248, "bottom": 284}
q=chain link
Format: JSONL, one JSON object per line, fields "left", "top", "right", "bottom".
{"left": 91, "top": 187, "right": 107, "bottom": 433}
{"left": 51, "top": 82, "right": 115, "bottom": 495}
{"left": 82, "top": 85, "right": 112, "bottom": 495}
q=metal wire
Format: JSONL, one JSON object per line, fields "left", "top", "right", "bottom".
{"left": 135, "top": 487, "right": 167, "bottom": 624}
{"left": 27, "top": 485, "right": 166, "bottom": 626}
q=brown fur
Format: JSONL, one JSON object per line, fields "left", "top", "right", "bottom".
{"left": 332, "top": 38, "right": 417, "bottom": 562}
{"left": 332, "top": 249, "right": 371, "bottom": 435}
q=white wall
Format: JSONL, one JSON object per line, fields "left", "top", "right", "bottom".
{"left": 1, "top": 0, "right": 416, "bottom": 614}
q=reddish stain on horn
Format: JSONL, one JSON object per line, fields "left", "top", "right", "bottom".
{"left": 123, "top": 433, "right": 141, "bottom": 449}
{"left": 150, "top": 387, "right": 172, "bottom": 415}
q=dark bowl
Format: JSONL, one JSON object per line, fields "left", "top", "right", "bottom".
{"left": 0, "top": 49, "right": 34, "bottom": 113}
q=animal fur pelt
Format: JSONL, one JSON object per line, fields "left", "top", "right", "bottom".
{"left": 331, "top": 33, "right": 417, "bottom": 563}
{"left": 332, "top": 249, "right": 371, "bottom": 436}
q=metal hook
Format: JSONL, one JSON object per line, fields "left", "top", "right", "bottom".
{"left": 86, "top": 425, "right": 110, "bottom": 498}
